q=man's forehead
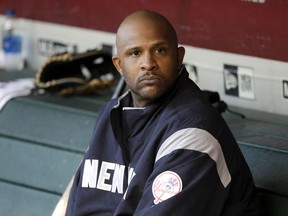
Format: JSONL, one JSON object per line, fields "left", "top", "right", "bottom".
{"left": 123, "top": 40, "right": 170, "bottom": 51}
{"left": 117, "top": 21, "right": 173, "bottom": 47}
{"left": 117, "top": 28, "right": 173, "bottom": 53}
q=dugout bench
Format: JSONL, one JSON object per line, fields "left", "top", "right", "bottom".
{"left": 0, "top": 69, "right": 287, "bottom": 215}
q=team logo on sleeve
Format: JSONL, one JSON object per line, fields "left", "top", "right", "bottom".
{"left": 152, "top": 171, "right": 183, "bottom": 204}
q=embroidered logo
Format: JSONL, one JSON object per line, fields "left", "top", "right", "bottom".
{"left": 152, "top": 171, "right": 183, "bottom": 204}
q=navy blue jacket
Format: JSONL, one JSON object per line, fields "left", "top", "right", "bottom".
{"left": 66, "top": 68, "right": 261, "bottom": 216}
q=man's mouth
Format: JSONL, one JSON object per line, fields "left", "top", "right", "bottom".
{"left": 140, "top": 75, "right": 161, "bottom": 85}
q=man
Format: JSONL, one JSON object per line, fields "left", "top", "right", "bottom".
{"left": 66, "top": 10, "right": 261, "bottom": 215}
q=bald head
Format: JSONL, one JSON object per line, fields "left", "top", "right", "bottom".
{"left": 112, "top": 10, "right": 185, "bottom": 107}
{"left": 116, "top": 10, "right": 179, "bottom": 52}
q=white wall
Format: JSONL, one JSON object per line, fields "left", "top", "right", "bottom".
{"left": 183, "top": 46, "right": 288, "bottom": 116}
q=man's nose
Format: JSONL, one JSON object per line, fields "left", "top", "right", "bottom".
{"left": 140, "top": 52, "right": 157, "bottom": 71}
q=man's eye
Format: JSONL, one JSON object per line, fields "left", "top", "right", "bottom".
{"left": 155, "top": 48, "right": 165, "bottom": 54}
{"left": 131, "top": 50, "right": 140, "bottom": 56}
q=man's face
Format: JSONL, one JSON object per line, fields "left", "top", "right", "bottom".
{"left": 113, "top": 21, "right": 184, "bottom": 107}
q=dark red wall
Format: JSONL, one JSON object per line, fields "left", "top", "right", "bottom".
{"left": 0, "top": 0, "right": 287, "bottom": 62}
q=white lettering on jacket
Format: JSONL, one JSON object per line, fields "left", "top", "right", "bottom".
{"left": 81, "top": 159, "right": 134, "bottom": 194}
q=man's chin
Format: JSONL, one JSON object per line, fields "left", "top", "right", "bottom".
{"left": 141, "top": 86, "right": 163, "bottom": 97}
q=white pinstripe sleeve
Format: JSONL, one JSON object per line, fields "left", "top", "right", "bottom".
{"left": 155, "top": 128, "right": 231, "bottom": 188}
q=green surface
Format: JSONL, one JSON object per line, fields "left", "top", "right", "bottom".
{"left": 0, "top": 181, "right": 59, "bottom": 216}
{"left": 223, "top": 108, "right": 288, "bottom": 215}
{"left": 223, "top": 109, "right": 288, "bottom": 197}
{"left": 0, "top": 136, "right": 83, "bottom": 194}
{"left": 239, "top": 144, "right": 288, "bottom": 197}
{"left": 0, "top": 70, "right": 112, "bottom": 215}
{"left": 0, "top": 98, "right": 97, "bottom": 152}
{"left": 223, "top": 108, "right": 288, "bottom": 152}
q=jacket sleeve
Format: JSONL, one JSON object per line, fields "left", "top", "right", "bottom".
{"left": 134, "top": 154, "right": 229, "bottom": 215}
{"left": 131, "top": 128, "right": 234, "bottom": 215}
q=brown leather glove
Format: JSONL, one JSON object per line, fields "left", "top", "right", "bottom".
{"left": 34, "top": 49, "right": 119, "bottom": 96}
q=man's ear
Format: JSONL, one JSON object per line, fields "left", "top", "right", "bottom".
{"left": 177, "top": 46, "right": 185, "bottom": 69}
{"left": 112, "top": 55, "right": 123, "bottom": 75}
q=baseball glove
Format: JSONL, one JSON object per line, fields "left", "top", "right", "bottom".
{"left": 34, "top": 49, "right": 119, "bottom": 96}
